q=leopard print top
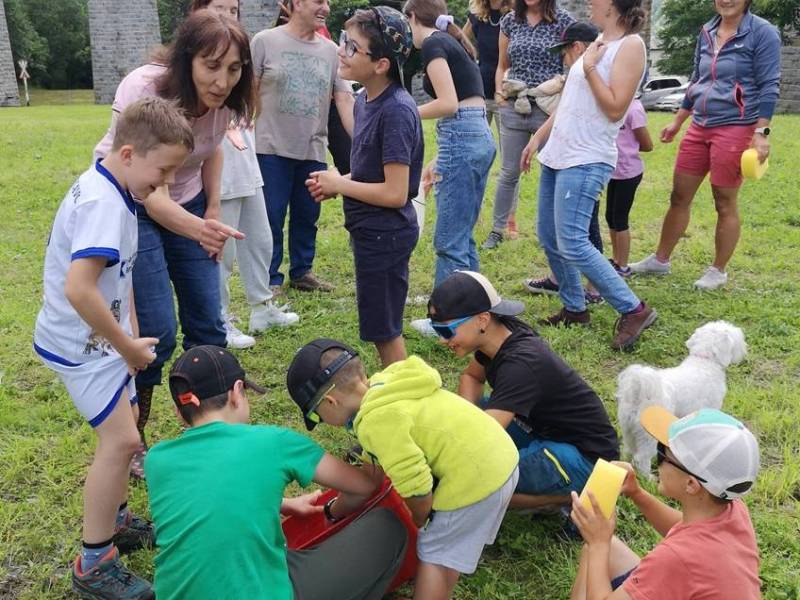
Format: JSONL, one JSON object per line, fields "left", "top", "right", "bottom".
{"left": 500, "top": 8, "right": 575, "bottom": 88}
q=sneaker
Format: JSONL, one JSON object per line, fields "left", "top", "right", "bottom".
{"left": 611, "top": 304, "right": 657, "bottom": 351}
{"left": 289, "top": 272, "right": 334, "bottom": 292}
{"left": 269, "top": 284, "right": 285, "bottom": 298}
{"left": 249, "top": 301, "right": 300, "bottom": 333}
{"left": 584, "top": 289, "right": 604, "bottom": 305}
{"left": 72, "top": 548, "right": 154, "bottom": 600}
{"left": 506, "top": 215, "right": 519, "bottom": 240}
{"left": 482, "top": 231, "right": 503, "bottom": 250}
{"left": 629, "top": 253, "right": 670, "bottom": 275}
{"left": 524, "top": 276, "right": 560, "bottom": 296}
{"left": 694, "top": 266, "right": 728, "bottom": 290}
{"left": 539, "top": 308, "right": 590, "bottom": 327}
{"left": 410, "top": 318, "right": 438, "bottom": 337}
{"left": 223, "top": 314, "right": 256, "bottom": 349}
{"left": 609, "top": 258, "right": 632, "bottom": 278}
{"left": 113, "top": 514, "right": 155, "bottom": 555}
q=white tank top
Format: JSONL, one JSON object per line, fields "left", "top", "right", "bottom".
{"left": 538, "top": 34, "right": 646, "bottom": 170}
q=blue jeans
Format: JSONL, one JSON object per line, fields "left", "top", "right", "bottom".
{"left": 257, "top": 154, "right": 326, "bottom": 285}
{"left": 505, "top": 420, "right": 594, "bottom": 496}
{"left": 133, "top": 191, "right": 226, "bottom": 388}
{"left": 537, "top": 163, "right": 640, "bottom": 314}
{"left": 433, "top": 108, "right": 496, "bottom": 286}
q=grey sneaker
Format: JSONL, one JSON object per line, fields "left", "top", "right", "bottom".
{"left": 113, "top": 514, "right": 155, "bottom": 555}
{"left": 223, "top": 314, "right": 256, "bottom": 349}
{"left": 629, "top": 253, "right": 670, "bottom": 275}
{"left": 482, "top": 231, "right": 503, "bottom": 250}
{"left": 72, "top": 548, "right": 154, "bottom": 600}
{"left": 694, "top": 266, "right": 728, "bottom": 290}
{"left": 249, "top": 301, "right": 300, "bottom": 333}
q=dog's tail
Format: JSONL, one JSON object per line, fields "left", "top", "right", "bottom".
{"left": 616, "top": 365, "right": 667, "bottom": 472}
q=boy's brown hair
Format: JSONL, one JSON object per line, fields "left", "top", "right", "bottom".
{"left": 111, "top": 97, "right": 195, "bottom": 154}
{"left": 320, "top": 348, "right": 367, "bottom": 394}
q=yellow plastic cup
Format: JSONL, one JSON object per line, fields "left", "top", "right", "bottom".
{"left": 578, "top": 459, "right": 627, "bottom": 519}
{"left": 740, "top": 148, "right": 768, "bottom": 180}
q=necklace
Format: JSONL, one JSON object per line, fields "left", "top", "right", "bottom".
{"left": 488, "top": 11, "right": 501, "bottom": 26}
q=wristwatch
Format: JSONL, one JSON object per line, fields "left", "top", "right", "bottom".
{"left": 323, "top": 496, "right": 341, "bottom": 523}
{"left": 754, "top": 127, "right": 770, "bottom": 137}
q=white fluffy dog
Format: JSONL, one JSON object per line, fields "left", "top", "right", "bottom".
{"left": 617, "top": 321, "right": 747, "bottom": 475}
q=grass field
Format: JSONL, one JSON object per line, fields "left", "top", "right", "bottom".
{"left": 1, "top": 97, "right": 798, "bottom": 599}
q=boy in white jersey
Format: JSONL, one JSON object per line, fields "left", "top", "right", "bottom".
{"left": 34, "top": 97, "right": 194, "bottom": 600}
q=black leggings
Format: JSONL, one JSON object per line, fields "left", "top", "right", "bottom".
{"left": 605, "top": 174, "right": 643, "bottom": 232}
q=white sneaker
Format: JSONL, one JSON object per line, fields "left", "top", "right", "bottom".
{"left": 249, "top": 301, "right": 300, "bottom": 333}
{"left": 223, "top": 315, "right": 256, "bottom": 349}
{"left": 694, "top": 266, "right": 728, "bottom": 290}
{"left": 629, "top": 253, "right": 671, "bottom": 275}
{"left": 410, "top": 318, "right": 438, "bottom": 337}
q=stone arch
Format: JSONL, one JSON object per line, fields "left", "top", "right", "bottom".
{"left": 0, "top": 0, "right": 20, "bottom": 107}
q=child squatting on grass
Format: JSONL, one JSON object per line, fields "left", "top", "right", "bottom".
{"left": 33, "top": 97, "right": 195, "bottom": 599}
{"left": 143, "top": 346, "right": 407, "bottom": 600}
{"left": 306, "top": 6, "right": 424, "bottom": 369}
{"left": 287, "top": 340, "right": 520, "bottom": 600}
{"left": 569, "top": 406, "right": 761, "bottom": 600}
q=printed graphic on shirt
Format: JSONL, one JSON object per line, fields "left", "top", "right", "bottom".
{"left": 278, "top": 52, "right": 332, "bottom": 118}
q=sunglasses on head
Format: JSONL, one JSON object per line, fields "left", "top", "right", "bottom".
{"left": 304, "top": 383, "right": 335, "bottom": 425}
{"left": 430, "top": 315, "right": 473, "bottom": 340}
{"left": 656, "top": 442, "right": 707, "bottom": 482}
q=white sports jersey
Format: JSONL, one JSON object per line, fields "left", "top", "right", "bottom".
{"left": 34, "top": 161, "right": 138, "bottom": 366}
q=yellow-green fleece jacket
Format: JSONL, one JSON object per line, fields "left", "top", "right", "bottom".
{"left": 353, "top": 356, "right": 519, "bottom": 511}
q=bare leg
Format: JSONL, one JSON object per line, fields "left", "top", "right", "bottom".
{"left": 610, "top": 229, "right": 631, "bottom": 267}
{"left": 375, "top": 336, "right": 407, "bottom": 369}
{"left": 510, "top": 493, "right": 570, "bottom": 510}
{"left": 414, "top": 562, "right": 461, "bottom": 600}
{"left": 710, "top": 185, "right": 741, "bottom": 271}
{"left": 654, "top": 172, "right": 705, "bottom": 262}
{"left": 570, "top": 536, "right": 641, "bottom": 600}
{"left": 83, "top": 389, "right": 140, "bottom": 543}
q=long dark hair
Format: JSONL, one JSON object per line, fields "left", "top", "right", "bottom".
{"left": 612, "top": 0, "right": 646, "bottom": 34}
{"left": 403, "top": 0, "right": 477, "bottom": 60}
{"left": 152, "top": 9, "right": 256, "bottom": 120}
{"left": 514, "top": 0, "right": 556, "bottom": 23}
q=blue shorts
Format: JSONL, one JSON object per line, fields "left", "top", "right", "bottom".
{"left": 611, "top": 568, "right": 634, "bottom": 590}
{"left": 350, "top": 225, "right": 418, "bottom": 343}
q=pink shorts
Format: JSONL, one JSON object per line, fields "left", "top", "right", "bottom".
{"left": 674, "top": 122, "right": 756, "bottom": 188}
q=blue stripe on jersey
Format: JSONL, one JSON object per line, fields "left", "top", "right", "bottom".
{"left": 71, "top": 247, "right": 120, "bottom": 267}
{"left": 94, "top": 159, "right": 137, "bottom": 215}
{"left": 89, "top": 373, "right": 133, "bottom": 428}
{"left": 33, "top": 342, "right": 84, "bottom": 367}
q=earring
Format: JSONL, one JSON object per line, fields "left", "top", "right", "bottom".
{"left": 479, "top": 328, "right": 486, "bottom": 334}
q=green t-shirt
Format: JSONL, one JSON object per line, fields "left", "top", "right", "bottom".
{"left": 144, "top": 421, "right": 325, "bottom": 600}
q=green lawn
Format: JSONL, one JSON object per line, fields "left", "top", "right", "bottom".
{"left": 0, "top": 99, "right": 798, "bottom": 599}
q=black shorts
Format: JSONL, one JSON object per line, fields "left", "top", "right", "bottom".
{"left": 351, "top": 226, "right": 419, "bottom": 342}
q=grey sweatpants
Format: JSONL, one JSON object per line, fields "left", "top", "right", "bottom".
{"left": 288, "top": 507, "right": 408, "bottom": 600}
{"left": 219, "top": 187, "right": 273, "bottom": 316}
{"left": 491, "top": 104, "right": 548, "bottom": 233}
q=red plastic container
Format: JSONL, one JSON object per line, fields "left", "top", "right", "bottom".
{"left": 281, "top": 478, "right": 418, "bottom": 592}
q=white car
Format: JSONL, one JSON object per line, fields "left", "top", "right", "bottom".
{"left": 652, "top": 83, "right": 690, "bottom": 112}
{"left": 641, "top": 76, "right": 688, "bottom": 109}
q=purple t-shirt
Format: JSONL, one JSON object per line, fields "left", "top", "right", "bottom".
{"left": 343, "top": 83, "right": 424, "bottom": 232}
{"left": 94, "top": 63, "right": 231, "bottom": 205}
{"left": 612, "top": 99, "right": 647, "bottom": 180}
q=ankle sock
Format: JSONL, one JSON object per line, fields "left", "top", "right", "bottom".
{"left": 80, "top": 539, "right": 113, "bottom": 571}
{"left": 115, "top": 502, "right": 130, "bottom": 530}
{"left": 628, "top": 302, "right": 645, "bottom": 315}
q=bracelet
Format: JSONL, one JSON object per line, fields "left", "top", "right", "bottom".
{"left": 323, "top": 496, "right": 341, "bottom": 522}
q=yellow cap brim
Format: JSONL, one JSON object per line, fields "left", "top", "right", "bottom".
{"left": 640, "top": 406, "right": 678, "bottom": 445}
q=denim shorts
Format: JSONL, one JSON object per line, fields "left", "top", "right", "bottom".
{"left": 351, "top": 225, "right": 418, "bottom": 342}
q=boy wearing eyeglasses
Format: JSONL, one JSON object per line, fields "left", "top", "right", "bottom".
{"left": 569, "top": 407, "right": 761, "bottom": 600}
{"left": 428, "top": 271, "right": 619, "bottom": 513}
{"left": 305, "top": 6, "right": 423, "bottom": 369}
{"left": 144, "top": 345, "right": 407, "bottom": 600}
{"left": 287, "top": 338, "right": 519, "bottom": 599}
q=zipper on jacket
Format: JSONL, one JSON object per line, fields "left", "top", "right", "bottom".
{"left": 699, "top": 26, "right": 746, "bottom": 126}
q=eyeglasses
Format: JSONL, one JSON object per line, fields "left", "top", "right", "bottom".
{"left": 339, "top": 31, "right": 372, "bottom": 58}
{"left": 304, "top": 383, "right": 335, "bottom": 425}
{"left": 430, "top": 315, "right": 474, "bottom": 340}
{"left": 656, "top": 442, "right": 707, "bottom": 482}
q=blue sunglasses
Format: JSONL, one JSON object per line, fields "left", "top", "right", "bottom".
{"left": 430, "top": 315, "right": 473, "bottom": 340}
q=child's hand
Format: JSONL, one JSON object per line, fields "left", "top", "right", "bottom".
{"left": 570, "top": 490, "right": 616, "bottom": 546}
{"left": 520, "top": 138, "right": 539, "bottom": 173}
{"left": 121, "top": 337, "right": 158, "bottom": 373}
{"left": 660, "top": 121, "right": 681, "bottom": 143}
{"left": 282, "top": 491, "right": 324, "bottom": 517}
{"left": 613, "top": 461, "right": 643, "bottom": 499}
{"left": 421, "top": 160, "right": 438, "bottom": 196}
{"left": 306, "top": 169, "right": 341, "bottom": 202}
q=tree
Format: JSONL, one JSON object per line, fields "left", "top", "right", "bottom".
{"left": 657, "top": 0, "right": 799, "bottom": 76}
{"left": 158, "top": 0, "right": 193, "bottom": 43}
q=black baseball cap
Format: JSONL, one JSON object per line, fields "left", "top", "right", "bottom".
{"left": 168, "top": 345, "right": 265, "bottom": 408}
{"left": 286, "top": 339, "right": 359, "bottom": 431}
{"left": 548, "top": 22, "right": 599, "bottom": 53}
{"left": 427, "top": 271, "right": 525, "bottom": 323}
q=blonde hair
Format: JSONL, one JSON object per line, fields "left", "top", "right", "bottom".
{"left": 468, "top": 0, "right": 512, "bottom": 23}
{"left": 112, "top": 97, "right": 195, "bottom": 154}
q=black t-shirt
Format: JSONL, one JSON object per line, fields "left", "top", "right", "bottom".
{"left": 421, "top": 32, "right": 484, "bottom": 101}
{"left": 475, "top": 317, "right": 619, "bottom": 462}
{"left": 467, "top": 10, "right": 502, "bottom": 98}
